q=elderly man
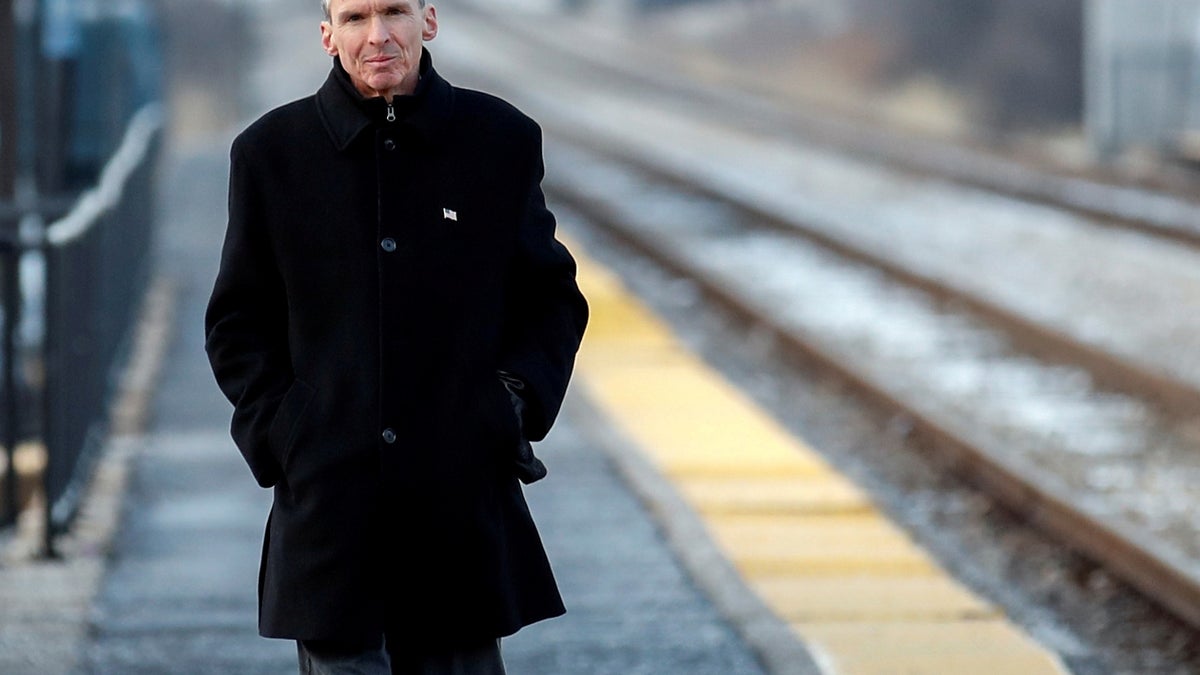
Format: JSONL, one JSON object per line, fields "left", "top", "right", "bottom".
{"left": 204, "top": 0, "right": 588, "bottom": 672}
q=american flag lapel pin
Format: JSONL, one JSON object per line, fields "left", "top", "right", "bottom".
{"left": 443, "top": 208, "right": 458, "bottom": 222}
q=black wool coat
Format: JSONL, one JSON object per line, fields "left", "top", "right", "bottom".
{"left": 204, "top": 51, "right": 588, "bottom": 646}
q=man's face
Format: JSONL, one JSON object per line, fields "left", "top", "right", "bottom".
{"left": 321, "top": 0, "right": 438, "bottom": 100}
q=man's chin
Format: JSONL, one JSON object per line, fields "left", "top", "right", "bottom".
{"left": 365, "top": 75, "right": 408, "bottom": 97}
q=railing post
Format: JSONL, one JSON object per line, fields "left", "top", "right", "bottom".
{"left": 41, "top": 230, "right": 58, "bottom": 558}
{"left": 1, "top": 0, "right": 18, "bottom": 528}
{"left": 0, "top": 0, "right": 16, "bottom": 197}
{"left": 1, "top": 235, "right": 15, "bottom": 528}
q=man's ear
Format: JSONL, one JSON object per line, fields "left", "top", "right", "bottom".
{"left": 321, "top": 21, "right": 338, "bottom": 56}
{"left": 422, "top": 5, "right": 438, "bottom": 41}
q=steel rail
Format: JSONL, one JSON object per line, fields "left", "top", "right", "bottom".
{"left": 543, "top": 119, "right": 1200, "bottom": 422}
{"left": 546, "top": 145, "right": 1200, "bottom": 634}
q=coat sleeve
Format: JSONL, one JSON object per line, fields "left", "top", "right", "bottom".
{"left": 498, "top": 123, "right": 589, "bottom": 441}
{"left": 204, "top": 138, "right": 293, "bottom": 487}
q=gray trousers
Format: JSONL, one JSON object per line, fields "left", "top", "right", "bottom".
{"left": 297, "top": 636, "right": 506, "bottom": 675}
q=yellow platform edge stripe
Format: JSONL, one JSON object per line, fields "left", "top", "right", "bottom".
{"left": 565, "top": 235, "right": 1069, "bottom": 675}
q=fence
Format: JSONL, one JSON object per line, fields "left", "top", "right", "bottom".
{"left": 0, "top": 0, "right": 162, "bottom": 551}
{"left": 41, "top": 106, "right": 161, "bottom": 547}
{"left": 0, "top": 105, "right": 161, "bottom": 552}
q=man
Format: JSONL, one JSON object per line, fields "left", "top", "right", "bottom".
{"left": 204, "top": 0, "right": 588, "bottom": 672}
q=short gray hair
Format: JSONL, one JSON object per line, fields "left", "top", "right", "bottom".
{"left": 322, "top": 0, "right": 426, "bottom": 21}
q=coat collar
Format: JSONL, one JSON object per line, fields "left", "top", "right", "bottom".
{"left": 316, "top": 48, "right": 454, "bottom": 152}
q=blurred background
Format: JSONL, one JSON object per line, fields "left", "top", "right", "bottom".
{"left": 588, "top": 0, "right": 1200, "bottom": 173}
{"left": 7, "top": 0, "right": 1196, "bottom": 536}
{"left": 5, "top": 0, "right": 1200, "bottom": 672}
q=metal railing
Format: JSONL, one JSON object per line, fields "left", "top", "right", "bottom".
{"left": 42, "top": 104, "right": 161, "bottom": 547}
{"left": 0, "top": 104, "right": 162, "bottom": 552}
{"left": 1, "top": 0, "right": 163, "bottom": 544}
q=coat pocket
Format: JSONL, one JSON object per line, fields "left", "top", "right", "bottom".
{"left": 482, "top": 375, "right": 522, "bottom": 449}
{"left": 495, "top": 374, "right": 547, "bottom": 484}
{"left": 267, "top": 378, "right": 316, "bottom": 470}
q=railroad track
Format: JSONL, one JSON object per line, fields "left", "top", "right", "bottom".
{"left": 436, "top": 0, "right": 1200, "bottom": 644}
{"left": 440, "top": 0, "right": 1200, "bottom": 414}
{"left": 541, "top": 137, "right": 1200, "bottom": 635}
{"left": 448, "top": 0, "right": 1200, "bottom": 251}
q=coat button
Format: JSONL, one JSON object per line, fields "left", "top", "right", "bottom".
{"left": 382, "top": 428, "right": 397, "bottom": 444}
{"left": 380, "top": 237, "right": 397, "bottom": 253}
{"left": 383, "top": 139, "right": 395, "bottom": 151}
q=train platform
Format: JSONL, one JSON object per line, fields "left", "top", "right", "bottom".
{"left": 571, "top": 244, "right": 1072, "bottom": 674}
{"left": 0, "top": 126, "right": 1066, "bottom": 674}
{"left": 2, "top": 128, "right": 1066, "bottom": 672}
{"left": 0, "top": 127, "right": 1069, "bottom": 673}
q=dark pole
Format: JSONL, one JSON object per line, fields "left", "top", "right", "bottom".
{"left": 0, "top": 0, "right": 19, "bottom": 527}
{"left": 41, "top": 242, "right": 57, "bottom": 558}
{"left": 0, "top": 0, "right": 15, "bottom": 196}
{"left": 2, "top": 237, "right": 16, "bottom": 529}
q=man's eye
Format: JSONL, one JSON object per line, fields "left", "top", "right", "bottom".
{"left": 344, "top": 14, "right": 363, "bottom": 22}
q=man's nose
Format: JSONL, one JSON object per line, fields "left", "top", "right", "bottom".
{"left": 367, "top": 15, "right": 390, "bottom": 44}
